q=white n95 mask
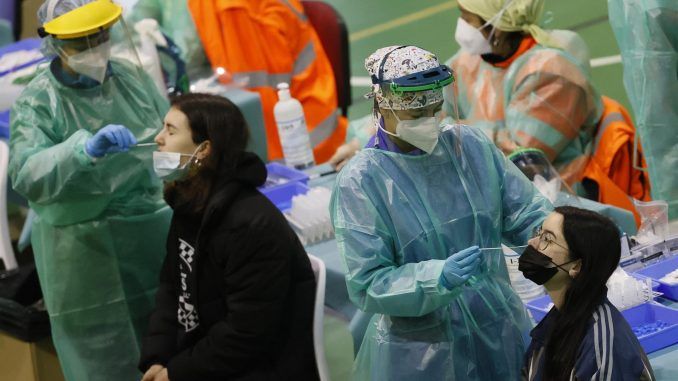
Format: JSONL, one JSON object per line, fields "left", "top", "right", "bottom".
{"left": 381, "top": 110, "right": 443, "bottom": 154}
{"left": 153, "top": 144, "right": 203, "bottom": 181}
{"left": 455, "top": 18, "right": 493, "bottom": 55}
{"left": 66, "top": 40, "right": 111, "bottom": 83}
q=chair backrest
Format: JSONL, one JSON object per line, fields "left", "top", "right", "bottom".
{"left": 0, "top": 140, "right": 18, "bottom": 271}
{"left": 307, "top": 254, "right": 330, "bottom": 381}
{"left": 301, "top": 1, "right": 351, "bottom": 117}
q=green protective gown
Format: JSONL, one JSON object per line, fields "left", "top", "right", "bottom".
{"left": 444, "top": 45, "right": 603, "bottom": 187}
{"left": 608, "top": 0, "right": 678, "bottom": 220}
{"left": 330, "top": 125, "right": 553, "bottom": 380}
{"left": 9, "top": 59, "right": 171, "bottom": 381}
{"left": 127, "top": 0, "right": 209, "bottom": 76}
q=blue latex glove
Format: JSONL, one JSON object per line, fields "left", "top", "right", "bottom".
{"left": 85, "top": 124, "right": 137, "bottom": 158}
{"left": 440, "top": 246, "right": 482, "bottom": 290}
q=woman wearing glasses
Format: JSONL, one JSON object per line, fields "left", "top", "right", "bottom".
{"left": 519, "top": 206, "right": 655, "bottom": 381}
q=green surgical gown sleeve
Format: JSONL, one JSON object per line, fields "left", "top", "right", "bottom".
{"left": 9, "top": 97, "right": 99, "bottom": 204}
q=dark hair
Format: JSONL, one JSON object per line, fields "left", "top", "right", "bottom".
{"left": 544, "top": 206, "right": 621, "bottom": 380}
{"left": 164, "top": 93, "right": 250, "bottom": 214}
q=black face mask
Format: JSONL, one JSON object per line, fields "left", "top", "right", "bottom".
{"left": 518, "top": 245, "right": 576, "bottom": 285}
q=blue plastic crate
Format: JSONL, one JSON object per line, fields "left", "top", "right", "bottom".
{"left": 260, "top": 162, "right": 309, "bottom": 191}
{"left": 0, "top": 38, "right": 44, "bottom": 78}
{"left": 261, "top": 181, "right": 309, "bottom": 212}
{"left": 526, "top": 299, "right": 678, "bottom": 354}
{"left": 0, "top": 110, "right": 8, "bottom": 139}
{"left": 526, "top": 274, "right": 661, "bottom": 323}
{"left": 259, "top": 163, "right": 310, "bottom": 212}
{"left": 634, "top": 256, "right": 678, "bottom": 301}
{"left": 525, "top": 294, "right": 552, "bottom": 322}
{"left": 624, "top": 302, "right": 678, "bottom": 354}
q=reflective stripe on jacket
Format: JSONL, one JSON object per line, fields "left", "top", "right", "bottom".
{"left": 189, "top": 0, "right": 347, "bottom": 162}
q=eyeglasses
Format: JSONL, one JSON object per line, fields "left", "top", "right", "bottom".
{"left": 531, "top": 225, "right": 569, "bottom": 252}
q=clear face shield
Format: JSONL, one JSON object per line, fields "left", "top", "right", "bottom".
{"left": 508, "top": 148, "right": 578, "bottom": 204}
{"left": 45, "top": 17, "right": 145, "bottom": 86}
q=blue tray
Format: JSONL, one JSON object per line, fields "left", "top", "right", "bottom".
{"left": 525, "top": 294, "right": 552, "bottom": 322}
{"left": 634, "top": 256, "right": 678, "bottom": 301}
{"left": 526, "top": 299, "right": 678, "bottom": 354}
{"left": 624, "top": 302, "right": 678, "bottom": 354}
{"left": 259, "top": 163, "right": 310, "bottom": 212}
{"left": 260, "top": 162, "right": 309, "bottom": 191}
{"left": 0, "top": 38, "right": 45, "bottom": 78}
{"left": 526, "top": 274, "right": 661, "bottom": 323}
{"left": 261, "top": 181, "right": 309, "bottom": 212}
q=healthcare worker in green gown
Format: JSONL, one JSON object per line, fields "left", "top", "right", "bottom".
{"left": 330, "top": 45, "right": 553, "bottom": 380}
{"left": 8, "top": 1, "right": 171, "bottom": 380}
{"left": 608, "top": 0, "right": 678, "bottom": 222}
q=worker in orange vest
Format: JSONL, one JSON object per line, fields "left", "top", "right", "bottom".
{"left": 188, "top": 0, "right": 347, "bottom": 164}
{"left": 445, "top": 0, "right": 650, "bottom": 223}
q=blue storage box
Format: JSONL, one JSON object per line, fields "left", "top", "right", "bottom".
{"left": 623, "top": 302, "right": 678, "bottom": 354}
{"left": 526, "top": 299, "right": 678, "bottom": 354}
{"left": 260, "top": 162, "right": 309, "bottom": 190}
{"left": 525, "top": 294, "right": 552, "bottom": 322}
{"left": 261, "top": 181, "right": 309, "bottom": 212}
{"left": 634, "top": 256, "right": 678, "bottom": 301}
{"left": 0, "top": 38, "right": 45, "bottom": 78}
{"left": 259, "top": 163, "right": 310, "bottom": 212}
{"left": 526, "top": 274, "right": 660, "bottom": 323}
{"left": 0, "top": 110, "right": 9, "bottom": 139}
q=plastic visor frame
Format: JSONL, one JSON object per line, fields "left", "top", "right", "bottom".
{"left": 374, "top": 65, "right": 455, "bottom": 95}
{"left": 37, "top": 0, "right": 122, "bottom": 39}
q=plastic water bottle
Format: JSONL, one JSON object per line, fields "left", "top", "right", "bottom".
{"left": 274, "top": 83, "right": 315, "bottom": 169}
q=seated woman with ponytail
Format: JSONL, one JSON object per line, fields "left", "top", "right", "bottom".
{"left": 139, "top": 93, "right": 318, "bottom": 381}
{"left": 520, "top": 206, "right": 655, "bottom": 381}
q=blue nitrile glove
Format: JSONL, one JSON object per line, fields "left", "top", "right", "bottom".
{"left": 440, "top": 246, "right": 482, "bottom": 290}
{"left": 85, "top": 124, "right": 137, "bottom": 158}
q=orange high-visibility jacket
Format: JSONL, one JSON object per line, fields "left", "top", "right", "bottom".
{"left": 188, "top": 0, "right": 347, "bottom": 163}
{"left": 583, "top": 96, "right": 652, "bottom": 225}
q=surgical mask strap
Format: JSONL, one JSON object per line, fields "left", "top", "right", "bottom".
{"left": 166, "top": 142, "right": 205, "bottom": 169}
{"left": 390, "top": 108, "right": 402, "bottom": 123}
{"left": 378, "top": 109, "right": 400, "bottom": 138}
{"left": 552, "top": 258, "right": 577, "bottom": 273}
{"left": 183, "top": 142, "right": 206, "bottom": 167}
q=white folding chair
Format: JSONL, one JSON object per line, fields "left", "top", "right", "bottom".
{"left": 0, "top": 139, "right": 18, "bottom": 271}
{"left": 307, "top": 254, "right": 330, "bottom": 381}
